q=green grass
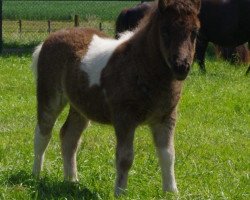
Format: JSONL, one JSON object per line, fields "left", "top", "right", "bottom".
{"left": 3, "top": 1, "right": 140, "bottom": 21}
{"left": 0, "top": 54, "right": 249, "bottom": 199}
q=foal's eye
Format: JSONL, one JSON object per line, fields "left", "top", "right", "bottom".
{"left": 162, "top": 31, "right": 169, "bottom": 39}
{"left": 162, "top": 29, "right": 169, "bottom": 36}
{"left": 161, "top": 29, "right": 171, "bottom": 46}
{"left": 161, "top": 24, "right": 170, "bottom": 36}
{"left": 162, "top": 27, "right": 170, "bottom": 39}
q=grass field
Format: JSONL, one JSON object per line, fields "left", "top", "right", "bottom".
{"left": 3, "top": 1, "right": 140, "bottom": 21}
{"left": 0, "top": 53, "right": 249, "bottom": 199}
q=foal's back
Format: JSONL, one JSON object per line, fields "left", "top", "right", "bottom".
{"left": 38, "top": 28, "right": 106, "bottom": 75}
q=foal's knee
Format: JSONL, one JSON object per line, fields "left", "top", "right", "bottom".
{"left": 37, "top": 111, "right": 57, "bottom": 136}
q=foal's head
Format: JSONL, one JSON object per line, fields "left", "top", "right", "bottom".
{"left": 158, "top": 0, "right": 200, "bottom": 80}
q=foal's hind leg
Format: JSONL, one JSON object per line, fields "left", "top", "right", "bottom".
{"left": 32, "top": 93, "right": 67, "bottom": 177}
{"left": 60, "top": 106, "right": 89, "bottom": 182}
{"left": 150, "top": 114, "right": 178, "bottom": 193}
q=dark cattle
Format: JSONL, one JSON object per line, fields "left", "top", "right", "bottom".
{"left": 197, "top": 0, "right": 250, "bottom": 72}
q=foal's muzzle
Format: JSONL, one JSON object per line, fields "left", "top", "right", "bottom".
{"left": 172, "top": 62, "right": 190, "bottom": 80}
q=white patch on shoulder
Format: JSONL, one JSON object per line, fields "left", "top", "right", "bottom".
{"left": 80, "top": 31, "right": 134, "bottom": 87}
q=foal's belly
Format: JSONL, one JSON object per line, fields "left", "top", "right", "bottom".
{"left": 78, "top": 89, "right": 111, "bottom": 124}
{"left": 64, "top": 76, "right": 112, "bottom": 124}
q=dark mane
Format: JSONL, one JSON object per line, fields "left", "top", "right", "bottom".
{"left": 165, "top": 1, "right": 200, "bottom": 15}
{"left": 136, "top": 0, "right": 200, "bottom": 33}
{"left": 135, "top": 6, "right": 157, "bottom": 31}
{"left": 114, "top": 2, "right": 154, "bottom": 38}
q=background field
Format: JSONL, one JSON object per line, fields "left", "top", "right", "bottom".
{"left": 3, "top": 1, "right": 140, "bottom": 21}
{"left": 2, "top": 0, "right": 141, "bottom": 49}
{"left": 0, "top": 54, "right": 249, "bottom": 199}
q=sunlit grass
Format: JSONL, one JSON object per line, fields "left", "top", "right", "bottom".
{"left": 3, "top": 1, "right": 139, "bottom": 21}
{"left": 3, "top": 0, "right": 133, "bottom": 48}
{"left": 0, "top": 55, "right": 249, "bottom": 199}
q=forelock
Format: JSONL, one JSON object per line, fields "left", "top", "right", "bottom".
{"left": 165, "top": 1, "right": 199, "bottom": 15}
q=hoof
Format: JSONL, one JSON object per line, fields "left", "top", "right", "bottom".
{"left": 164, "top": 184, "right": 178, "bottom": 193}
{"left": 32, "top": 173, "right": 40, "bottom": 179}
{"left": 200, "top": 68, "right": 206, "bottom": 74}
{"left": 245, "top": 67, "right": 250, "bottom": 75}
{"left": 167, "top": 187, "right": 178, "bottom": 193}
{"left": 64, "top": 176, "right": 79, "bottom": 183}
{"left": 114, "top": 187, "right": 126, "bottom": 197}
{"left": 32, "top": 168, "right": 41, "bottom": 179}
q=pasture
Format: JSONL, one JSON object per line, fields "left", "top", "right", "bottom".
{"left": 2, "top": 1, "right": 140, "bottom": 48}
{"left": 3, "top": 1, "right": 139, "bottom": 21}
{"left": 0, "top": 54, "right": 249, "bottom": 199}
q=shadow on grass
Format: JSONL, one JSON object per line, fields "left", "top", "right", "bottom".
{"left": 6, "top": 170, "right": 100, "bottom": 200}
{"left": 1, "top": 43, "right": 40, "bottom": 57}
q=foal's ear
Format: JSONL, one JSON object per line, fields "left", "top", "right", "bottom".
{"left": 158, "top": 0, "right": 171, "bottom": 13}
{"left": 191, "top": 0, "right": 201, "bottom": 11}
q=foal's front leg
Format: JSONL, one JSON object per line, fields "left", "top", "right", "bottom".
{"left": 113, "top": 116, "right": 136, "bottom": 196}
{"left": 150, "top": 115, "right": 178, "bottom": 193}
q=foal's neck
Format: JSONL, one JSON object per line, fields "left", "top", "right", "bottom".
{"left": 126, "top": 12, "right": 173, "bottom": 80}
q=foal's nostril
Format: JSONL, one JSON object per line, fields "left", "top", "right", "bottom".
{"left": 172, "top": 62, "right": 190, "bottom": 80}
{"left": 178, "top": 64, "right": 190, "bottom": 73}
{"left": 171, "top": 57, "right": 190, "bottom": 77}
{"left": 172, "top": 62, "right": 190, "bottom": 78}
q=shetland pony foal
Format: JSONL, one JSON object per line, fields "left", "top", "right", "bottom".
{"left": 32, "top": 0, "right": 200, "bottom": 196}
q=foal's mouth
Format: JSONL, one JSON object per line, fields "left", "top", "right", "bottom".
{"left": 164, "top": 56, "right": 191, "bottom": 80}
{"left": 171, "top": 63, "right": 191, "bottom": 81}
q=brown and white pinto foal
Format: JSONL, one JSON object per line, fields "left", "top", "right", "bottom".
{"left": 32, "top": 0, "right": 200, "bottom": 196}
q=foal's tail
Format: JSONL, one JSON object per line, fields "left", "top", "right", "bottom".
{"left": 31, "top": 43, "right": 43, "bottom": 81}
